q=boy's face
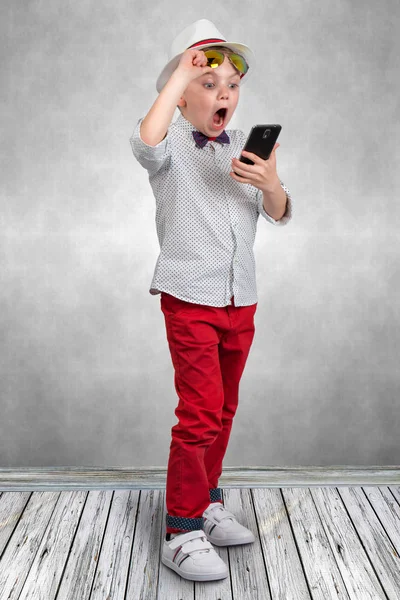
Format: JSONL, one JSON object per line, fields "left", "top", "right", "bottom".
{"left": 177, "top": 54, "right": 241, "bottom": 136}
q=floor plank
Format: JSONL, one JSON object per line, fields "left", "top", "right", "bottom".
{"left": 312, "top": 487, "right": 387, "bottom": 599}
{"left": 0, "top": 486, "right": 399, "bottom": 599}
{"left": 339, "top": 487, "right": 400, "bottom": 599}
{"left": 253, "top": 488, "right": 310, "bottom": 599}
{"left": 282, "top": 488, "right": 349, "bottom": 598}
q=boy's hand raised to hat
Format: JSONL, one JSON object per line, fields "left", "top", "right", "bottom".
{"left": 175, "top": 49, "right": 214, "bottom": 83}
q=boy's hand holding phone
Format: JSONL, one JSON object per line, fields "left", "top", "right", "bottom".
{"left": 230, "top": 124, "right": 282, "bottom": 193}
{"left": 231, "top": 144, "right": 281, "bottom": 194}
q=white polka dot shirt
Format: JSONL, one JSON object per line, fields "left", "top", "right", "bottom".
{"left": 130, "top": 113, "right": 293, "bottom": 307}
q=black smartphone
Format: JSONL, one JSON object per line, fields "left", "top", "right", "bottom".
{"left": 239, "top": 124, "right": 282, "bottom": 165}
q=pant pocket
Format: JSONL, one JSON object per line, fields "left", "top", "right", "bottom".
{"left": 160, "top": 292, "right": 194, "bottom": 318}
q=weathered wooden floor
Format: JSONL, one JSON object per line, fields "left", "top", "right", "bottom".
{"left": 0, "top": 485, "right": 400, "bottom": 599}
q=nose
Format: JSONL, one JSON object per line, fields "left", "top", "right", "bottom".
{"left": 218, "top": 86, "right": 230, "bottom": 99}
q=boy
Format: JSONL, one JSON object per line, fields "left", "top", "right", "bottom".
{"left": 130, "top": 19, "right": 293, "bottom": 582}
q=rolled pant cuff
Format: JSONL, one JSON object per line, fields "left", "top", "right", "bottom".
{"left": 209, "top": 487, "right": 223, "bottom": 503}
{"left": 166, "top": 514, "right": 204, "bottom": 533}
{"left": 165, "top": 489, "right": 223, "bottom": 533}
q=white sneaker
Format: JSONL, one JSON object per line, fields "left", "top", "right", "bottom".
{"left": 203, "top": 502, "right": 256, "bottom": 546}
{"left": 161, "top": 529, "right": 229, "bottom": 581}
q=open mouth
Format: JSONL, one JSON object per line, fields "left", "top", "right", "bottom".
{"left": 213, "top": 107, "right": 227, "bottom": 127}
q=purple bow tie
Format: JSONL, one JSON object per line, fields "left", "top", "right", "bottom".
{"left": 192, "top": 129, "right": 230, "bottom": 148}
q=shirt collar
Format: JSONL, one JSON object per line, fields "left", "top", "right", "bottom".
{"left": 174, "top": 113, "right": 198, "bottom": 135}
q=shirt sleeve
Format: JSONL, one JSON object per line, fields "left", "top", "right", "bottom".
{"left": 129, "top": 117, "right": 171, "bottom": 176}
{"left": 256, "top": 181, "right": 293, "bottom": 226}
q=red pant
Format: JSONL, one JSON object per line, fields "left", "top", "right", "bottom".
{"left": 160, "top": 292, "right": 257, "bottom": 534}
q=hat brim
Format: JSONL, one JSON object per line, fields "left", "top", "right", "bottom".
{"left": 156, "top": 42, "right": 255, "bottom": 94}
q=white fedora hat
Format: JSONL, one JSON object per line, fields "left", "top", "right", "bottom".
{"left": 156, "top": 18, "right": 255, "bottom": 93}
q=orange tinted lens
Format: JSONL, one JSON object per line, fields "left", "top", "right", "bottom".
{"left": 204, "top": 49, "right": 224, "bottom": 68}
{"left": 229, "top": 53, "right": 248, "bottom": 74}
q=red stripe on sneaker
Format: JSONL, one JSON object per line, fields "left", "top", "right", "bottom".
{"left": 173, "top": 546, "right": 182, "bottom": 563}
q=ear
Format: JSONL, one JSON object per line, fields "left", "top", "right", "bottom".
{"left": 177, "top": 96, "right": 187, "bottom": 109}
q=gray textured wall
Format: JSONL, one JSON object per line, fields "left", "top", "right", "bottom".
{"left": 1, "top": 0, "right": 399, "bottom": 468}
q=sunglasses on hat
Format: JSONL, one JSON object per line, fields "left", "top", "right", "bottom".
{"left": 202, "top": 49, "right": 249, "bottom": 77}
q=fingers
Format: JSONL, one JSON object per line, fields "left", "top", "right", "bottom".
{"left": 240, "top": 150, "right": 259, "bottom": 163}
{"left": 193, "top": 51, "right": 213, "bottom": 72}
{"left": 231, "top": 159, "right": 250, "bottom": 176}
{"left": 193, "top": 50, "right": 207, "bottom": 66}
{"left": 194, "top": 58, "right": 207, "bottom": 68}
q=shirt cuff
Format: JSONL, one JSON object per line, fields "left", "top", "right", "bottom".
{"left": 257, "top": 180, "right": 293, "bottom": 226}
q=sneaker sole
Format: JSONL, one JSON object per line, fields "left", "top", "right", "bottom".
{"left": 161, "top": 555, "right": 229, "bottom": 581}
